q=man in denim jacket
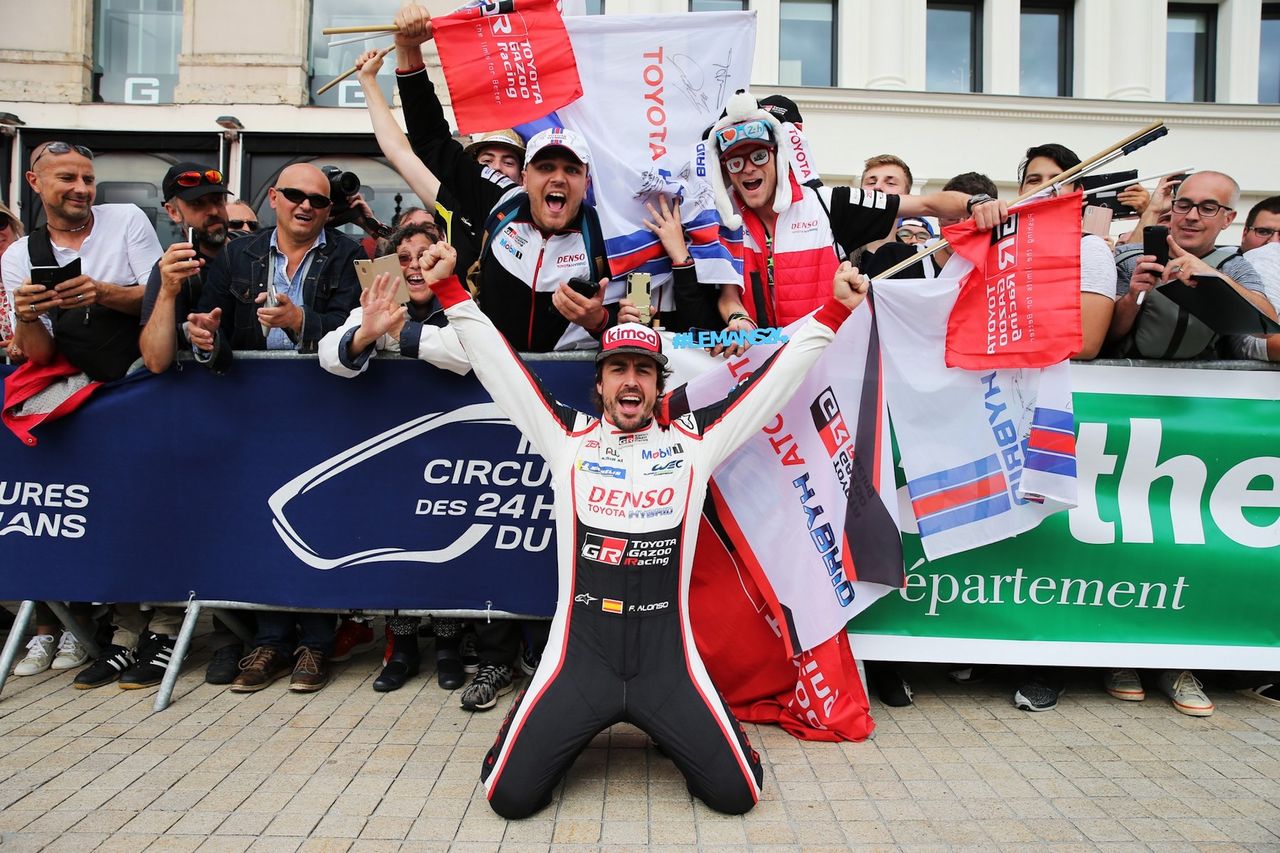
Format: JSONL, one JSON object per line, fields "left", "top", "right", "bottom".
{"left": 186, "top": 163, "right": 363, "bottom": 692}
{"left": 190, "top": 163, "right": 364, "bottom": 374}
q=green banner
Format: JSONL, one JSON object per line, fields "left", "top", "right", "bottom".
{"left": 852, "top": 365, "right": 1280, "bottom": 669}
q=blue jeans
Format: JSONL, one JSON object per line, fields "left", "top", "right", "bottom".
{"left": 254, "top": 611, "right": 336, "bottom": 656}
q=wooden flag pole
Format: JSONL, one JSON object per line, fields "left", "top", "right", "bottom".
{"left": 869, "top": 120, "right": 1168, "bottom": 282}
{"left": 315, "top": 46, "right": 393, "bottom": 97}
{"left": 321, "top": 24, "right": 399, "bottom": 35}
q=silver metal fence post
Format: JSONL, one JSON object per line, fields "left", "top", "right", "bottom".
{"left": 45, "top": 601, "right": 101, "bottom": 659}
{"left": 0, "top": 600, "right": 36, "bottom": 699}
{"left": 154, "top": 600, "right": 202, "bottom": 712}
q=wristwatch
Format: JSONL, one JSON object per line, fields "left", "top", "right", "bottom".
{"left": 966, "top": 193, "right": 995, "bottom": 213}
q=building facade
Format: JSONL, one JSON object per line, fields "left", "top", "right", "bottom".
{"left": 0, "top": 0, "right": 1276, "bottom": 246}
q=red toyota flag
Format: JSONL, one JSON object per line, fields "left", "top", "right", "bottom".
{"left": 943, "top": 192, "right": 1083, "bottom": 369}
{"left": 688, "top": 515, "right": 874, "bottom": 743}
{"left": 431, "top": 0, "right": 582, "bottom": 134}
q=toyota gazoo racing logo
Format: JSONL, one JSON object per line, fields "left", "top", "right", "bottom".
{"left": 810, "top": 387, "right": 855, "bottom": 498}
{"left": 581, "top": 533, "right": 628, "bottom": 564}
{"left": 619, "top": 535, "right": 676, "bottom": 567}
{"left": 268, "top": 403, "right": 555, "bottom": 570}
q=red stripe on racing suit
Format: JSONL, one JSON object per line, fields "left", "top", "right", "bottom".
{"left": 436, "top": 275, "right": 852, "bottom": 818}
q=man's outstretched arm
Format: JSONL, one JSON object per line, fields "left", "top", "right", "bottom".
{"left": 690, "top": 263, "right": 869, "bottom": 469}
{"left": 428, "top": 243, "right": 582, "bottom": 463}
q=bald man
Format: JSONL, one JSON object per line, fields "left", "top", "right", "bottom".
{"left": 2, "top": 140, "right": 162, "bottom": 380}
{"left": 190, "top": 162, "right": 365, "bottom": 376}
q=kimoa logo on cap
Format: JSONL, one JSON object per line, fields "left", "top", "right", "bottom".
{"left": 604, "top": 325, "right": 660, "bottom": 351}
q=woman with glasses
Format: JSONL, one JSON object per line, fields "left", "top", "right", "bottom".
{"left": 317, "top": 221, "right": 473, "bottom": 693}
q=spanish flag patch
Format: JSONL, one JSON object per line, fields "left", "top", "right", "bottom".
{"left": 602, "top": 598, "right": 623, "bottom": 614}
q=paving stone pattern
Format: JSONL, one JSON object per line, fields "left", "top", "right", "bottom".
{"left": 1, "top": 636, "right": 1278, "bottom": 852}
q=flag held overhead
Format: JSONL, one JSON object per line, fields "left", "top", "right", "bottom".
{"left": 432, "top": 0, "right": 583, "bottom": 134}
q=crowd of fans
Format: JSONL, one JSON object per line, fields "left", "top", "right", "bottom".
{"left": 3, "top": 4, "right": 1278, "bottom": 722}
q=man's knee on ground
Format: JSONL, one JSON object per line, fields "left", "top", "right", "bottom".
{"left": 691, "top": 782, "right": 758, "bottom": 816}
{"left": 486, "top": 782, "right": 552, "bottom": 820}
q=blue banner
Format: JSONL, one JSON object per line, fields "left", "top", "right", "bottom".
{"left": 0, "top": 356, "right": 598, "bottom": 616}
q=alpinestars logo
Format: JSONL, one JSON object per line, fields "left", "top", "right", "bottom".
{"left": 581, "top": 533, "right": 628, "bottom": 564}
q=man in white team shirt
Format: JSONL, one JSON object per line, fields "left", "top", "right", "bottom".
{"left": 2, "top": 140, "right": 162, "bottom": 382}
{"left": 1, "top": 139, "right": 164, "bottom": 690}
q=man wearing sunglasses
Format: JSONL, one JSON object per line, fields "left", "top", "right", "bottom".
{"left": 189, "top": 162, "right": 364, "bottom": 377}
{"left": 139, "top": 162, "right": 230, "bottom": 374}
{"left": 1108, "top": 170, "right": 1274, "bottom": 359}
{"left": 184, "top": 162, "right": 362, "bottom": 692}
{"left": 1, "top": 139, "right": 164, "bottom": 690}
{"left": 225, "top": 199, "right": 260, "bottom": 238}
{"left": 2, "top": 140, "right": 163, "bottom": 383}
{"left": 705, "top": 93, "right": 1008, "bottom": 330}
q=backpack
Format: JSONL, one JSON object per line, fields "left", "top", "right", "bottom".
{"left": 1111, "top": 245, "right": 1239, "bottom": 360}
{"left": 27, "top": 226, "right": 141, "bottom": 382}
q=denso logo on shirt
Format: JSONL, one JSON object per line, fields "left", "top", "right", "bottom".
{"left": 587, "top": 486, "right": 675, "bottom": 508}
{"left": 556, "top": 252, "right": 586, "bottom": 267}
{"left": 791, "top": 219, "right": 821, "bottom": 232}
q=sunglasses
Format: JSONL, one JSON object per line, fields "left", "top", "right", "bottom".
{"left": 32, "top": 141, "right": 94, "bottom": 168}
{"left": 174, "top": 168, "right": 224, "bottom": 187}
{"left": 274, "top": 186, "right": 332, "bottom": 209}
{"left": 227, "top": 219, "right": 259, "bottom": 231}
{"left": 724, "top": 148, "right": 772, "bottom": 175}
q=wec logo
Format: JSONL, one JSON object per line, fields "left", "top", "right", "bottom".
{"left": 582, "top": 533, "right": 628, "bottom": 564}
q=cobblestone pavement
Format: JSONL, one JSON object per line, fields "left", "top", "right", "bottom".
{"left": 2, "top": 634, "right": 1278, "bottom": 852}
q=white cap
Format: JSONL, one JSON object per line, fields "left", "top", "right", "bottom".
{"left": 524, "top": 127, "right": 592, "bottom": 169}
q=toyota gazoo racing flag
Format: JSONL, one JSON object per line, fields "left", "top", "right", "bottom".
{"left": 943, "top": 192, "right": 1084, "bottom": 369}
{"left": 432, "top": 0, "right": 583, "bottom": 134}
{"left": 663, "top": 305, "right": 903, "bottom": 657}
{"left": 515, "top": 11, "right": 756, "bottom": 303}
{"left": 874, "top": 264, "right": 1078, "bottom": 561}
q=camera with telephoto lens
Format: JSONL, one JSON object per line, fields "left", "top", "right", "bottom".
{"left": 320, "top": 165, "right": 391, "bottom": 238}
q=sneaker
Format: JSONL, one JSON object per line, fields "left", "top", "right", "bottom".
{"left": 1159, "top": 670, "right": 1214, "bottom": 716}
{"left": 50, "top": 631, "right": 89, "bottom": 671}
{"left": 1104, "top": 668, "right": 1145, "bottom": 701}
{"left": 948, "top": 665, "right": 990, "bottom": 684}
{"left": 13, "top": 635, "right": 55, "bottom": 676}
{"left": 119, "top": 633, "right": 177, "bottom": 689}
{"left": 870, "top": 668, "right": 913, "bottom": 707}
{"left": 329, "top": 619, "right": 376, "bottom": 663}
{"left": 205, "top": 644, "right": 243, "bottom": 685}
{"left": 459, "top": 631, "right": 480, "bottom": 674}
{"left": 460, "top": 663, "right": 514, "bottom": 711}
{"left": 289, "top": 646, "right": 330, "bottom": 693}
{"left": 229, "top": 646, "right": 292, "bottom": 693}
{"left": 1239, "top": 683, "right": 1280, "bottom": 706}
{"left": 1013, "top": 681, "right": 1061, "bottom": 712}
{"left": 519, "top": 644, "right": 541, "bottom": 677}
{"left": 73, "top": 644, "right": 135, "bottom": 689}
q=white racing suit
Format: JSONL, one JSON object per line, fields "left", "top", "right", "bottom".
{"left": 435, "top": 275, "right": 854, "bottom": 818}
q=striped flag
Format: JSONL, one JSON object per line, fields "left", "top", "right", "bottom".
{"left": 874, "top": 264, "right": 1078, "bottom": 560}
